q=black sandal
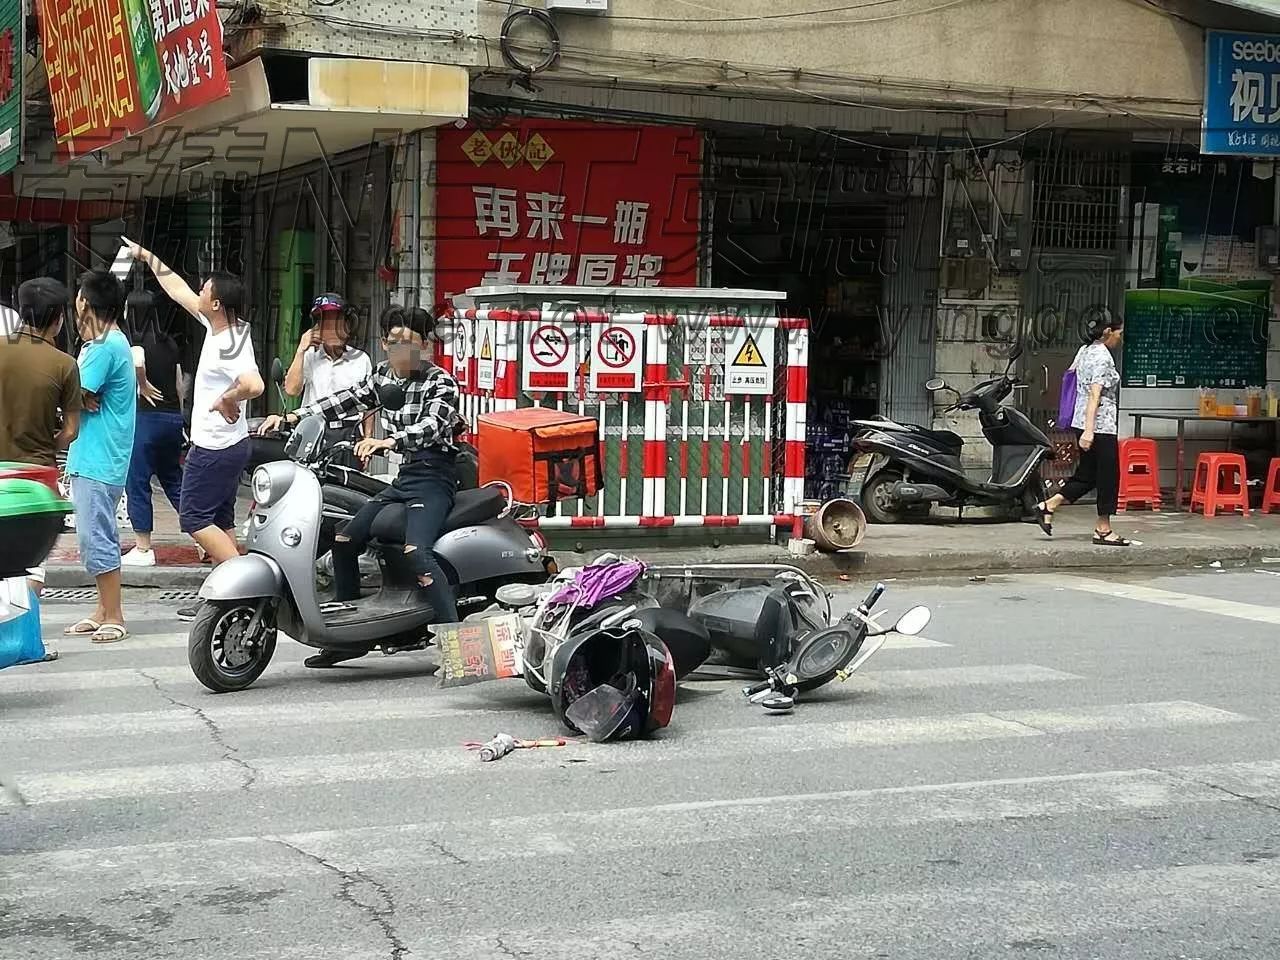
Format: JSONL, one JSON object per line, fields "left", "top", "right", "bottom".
{"left": 1092, "top": 530, "right": 1132, "bottom": 547}
{"left": 1034, "top": 502, "right": 1054, "bottom": 537}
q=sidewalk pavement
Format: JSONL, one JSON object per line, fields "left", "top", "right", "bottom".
{"left": 39, "top": 492, "right": 1280, "bottom": 587}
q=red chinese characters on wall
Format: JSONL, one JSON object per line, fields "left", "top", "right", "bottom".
{"left": 37, "top": 0, "right": 230, "bottom": 159}
{"left": 435, "top": 119, "right": 703, "bottom": 298}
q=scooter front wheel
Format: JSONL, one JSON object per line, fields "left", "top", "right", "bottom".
{"left": 189, "top": 599, "right": 278, "bottom": 693}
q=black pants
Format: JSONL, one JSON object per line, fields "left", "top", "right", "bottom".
{"left": 1060, "top": 430, "right": 1119, "bottom": 517}
{"left": 332, "top": 452, "right": 459, "bottom": 621}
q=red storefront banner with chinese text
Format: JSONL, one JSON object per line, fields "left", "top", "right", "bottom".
{"left": 435, "top": 119, "right": 702, "bottom": 299}
{"left": 36, "top": 0, "right": 231, "bottom": 160}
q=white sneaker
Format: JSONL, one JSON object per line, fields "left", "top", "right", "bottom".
{"left": 121, "top": 547, "right": 156, "bottom": 567}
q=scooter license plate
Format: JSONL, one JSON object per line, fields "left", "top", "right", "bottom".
{"left": 847, "top": 454, "right": 874, "bottom": 495}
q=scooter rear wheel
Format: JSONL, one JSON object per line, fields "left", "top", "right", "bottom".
{"left": 861, "top": 470, "right": 907, "bottom": 524}
{"left": 189, "top": 599, "right": 278, "bottom": 693}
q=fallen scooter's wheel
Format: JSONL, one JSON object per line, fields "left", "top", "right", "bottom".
{"left": 188, "top": 600, "right": 278, "bottom": 693}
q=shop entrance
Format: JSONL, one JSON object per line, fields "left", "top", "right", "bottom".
{"left": 705, "top": 126, "right": 903, "bottom": 500}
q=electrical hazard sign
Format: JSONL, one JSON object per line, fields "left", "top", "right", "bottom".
{"left": 476, "top": 315, "right": 497, "bottom": 391}
{"left": 724, "top": 325, "right": 775, "bottom": 395}
{"left": 589, "top": 322, "right": 644, "bottom": 392}
{"left": 522, "top": 317, "right": 577, "bottom": 392}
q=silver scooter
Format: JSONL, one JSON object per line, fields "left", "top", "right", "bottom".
{"left": 188, "top": 392, "right": 554, "bottom": 693}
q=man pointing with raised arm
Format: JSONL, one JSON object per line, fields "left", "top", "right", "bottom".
{"left": 126, "top": 240, "right": 264, "bottom": 620}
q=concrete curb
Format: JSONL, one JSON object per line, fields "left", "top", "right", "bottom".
{"left": 42, "top": 540, "right": 1280, "bottom": 588}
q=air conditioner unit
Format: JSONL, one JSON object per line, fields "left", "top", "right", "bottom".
{"left": 546, "top": 0, "right": 610, "bottom": 12}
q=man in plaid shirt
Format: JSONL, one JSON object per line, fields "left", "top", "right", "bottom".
{"left": 260, "top": 305, "right": 461, "bottom": 668}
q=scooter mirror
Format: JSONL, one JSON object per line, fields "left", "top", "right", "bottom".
{"left": 761, "top": 695, "right": 795, "bottom": 712}
{"left": 894, "top": 605, "right": 932, "bottom": 637}
{"left": 1008, "top": 344, "right": 1024, "bottom": 362}
{"left": 378, "top": 383, "right": 407, "bottom": 411}
{"left": 925, "top": 378, "right": 946, "bottom": 391}
{"left": 270, "top": 357, "right": 285, "bottom": 384}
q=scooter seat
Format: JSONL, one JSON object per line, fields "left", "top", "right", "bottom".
{"left": 918, "top": 428, "right": 964, "bottom": 449}
{"left": 366, "top": 486, "right": 507, "bottom": 544}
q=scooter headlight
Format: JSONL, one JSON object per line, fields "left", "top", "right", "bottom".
{"left": 251, "top": 467, "right": 274, "bottom": 505}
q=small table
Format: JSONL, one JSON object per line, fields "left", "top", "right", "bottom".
{"left": 1130, "top": 413, "right": 1280, "bottom": 510}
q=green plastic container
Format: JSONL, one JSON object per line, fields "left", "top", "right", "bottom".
{"left": 0, "top": 478, "right": 73, "bottom": 579}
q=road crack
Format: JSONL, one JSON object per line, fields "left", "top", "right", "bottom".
{"left": 1160, "top": 769, "right": 1280, "bottom": 815}
{"left": 136, "top": 670, "right": 258, "bottom": 791}
{"left": 426, "top": 838, "right": 469, "bottom": 866}
{"left": 272, "top": 839, "right": 409, "bottom": 960}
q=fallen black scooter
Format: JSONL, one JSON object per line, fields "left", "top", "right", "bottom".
{"left": 849, "top": 346, "right": 1053, "bottom": 523}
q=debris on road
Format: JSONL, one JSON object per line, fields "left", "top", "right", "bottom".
{"left": 466, "top": 733, "right": 574, "bottom": 762}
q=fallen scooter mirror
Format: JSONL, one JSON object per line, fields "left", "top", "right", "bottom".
{"left": 925, "top": 377, "right": 947, "bottom": 392}
{"left": 894, "top": 605, "right": 932, "bottom": 637}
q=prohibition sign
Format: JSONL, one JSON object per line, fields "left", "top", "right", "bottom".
{"left": 530, "top": 324, "right": 570, "bottom": 366}
{"left": 597, "top": 326, "right": 636, "bottom": 368}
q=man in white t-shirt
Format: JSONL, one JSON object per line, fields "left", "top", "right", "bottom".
{"left": 126, "top": 241, "right": 264, "bottom": 617}
{"left": 283, "top": 293, "right": 373, "bottom": 437}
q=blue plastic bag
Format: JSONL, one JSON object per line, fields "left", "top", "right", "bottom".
{"left": 0, "top": 590, "right": 46, "bottom": 669}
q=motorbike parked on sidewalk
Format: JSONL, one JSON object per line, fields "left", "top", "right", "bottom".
{"left": 187, "top": 388, "right": 555, "bottom": 693}
{"left": 848, "top": 345, "right": 1053, "bottom": 523}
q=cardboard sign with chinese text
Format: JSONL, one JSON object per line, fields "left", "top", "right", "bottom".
{"left": 37, "top": 0, "right": 232, "bottom": 159}
{"left": 436, "top": 119, "right": 702, "bottom": 297}
{"left": 435, "top": 615, "right": 525, "bottom": 687}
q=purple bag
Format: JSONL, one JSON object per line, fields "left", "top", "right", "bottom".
{"left": 1056, "top": 368, "right": 1077, "bottom": 428}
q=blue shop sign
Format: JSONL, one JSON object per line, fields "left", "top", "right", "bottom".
{"left": 1204, "top": 30, "right": 1280, "bottom": 156}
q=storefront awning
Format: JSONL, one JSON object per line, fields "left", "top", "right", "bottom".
{"left": 1206, "top": 1, "right": 1280, "bottom": 18}
{"left": 13, "top": 57, "right": 469, "bottom": 205}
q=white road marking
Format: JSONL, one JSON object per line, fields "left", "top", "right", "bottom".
{"left": 0, "top": 701, "right": 1247, "bottom": 806}
{"left": 1045, "top": 575, "right": 1280, "bottom": 625}
{"left": 3, "top": 757, "right": 1275, "bottom": 886}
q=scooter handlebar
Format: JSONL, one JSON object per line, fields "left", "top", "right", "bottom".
{"left": 743, "top": 679, "right": 772, "bottom": 698}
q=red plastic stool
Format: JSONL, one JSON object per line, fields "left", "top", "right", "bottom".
{"left": 1117, "top": 438, "right": 1162, "bottom": 511}
{"left": 1189, "top": 452, "right": 1251, "bottom": 517}
{"left": 1262, "top": 458, "right": 1280, "bottom": 515}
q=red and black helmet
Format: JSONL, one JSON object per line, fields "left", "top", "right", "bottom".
{"left": 549, "top": 623, "right": 676, "bottom": 742}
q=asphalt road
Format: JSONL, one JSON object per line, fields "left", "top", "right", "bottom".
{"left": 4, "top": 567, "right": 1280, "bottom": 959}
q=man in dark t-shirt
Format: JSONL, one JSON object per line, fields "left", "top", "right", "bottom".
{"left": 121, "top": 290, "right": 186, "bottom": 566}
{"left": 0, "top": 278, "right": 83, "bottom": 594}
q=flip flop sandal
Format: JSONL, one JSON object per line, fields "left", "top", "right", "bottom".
{"left": 1093, "top": 532, "right": 1133, "bottom": 547}
{"left": 63, "top": 618, "right": 100, "bottom": 636}
{"left": 90, "top": 624, "right": 128, "bottom": 644}
{"left": 1034, "top": 502, "right": 1055, "bottom": 537}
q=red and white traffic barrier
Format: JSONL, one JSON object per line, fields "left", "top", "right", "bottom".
{"left": 439, "top": 306, "right": 809, "bottom": 536}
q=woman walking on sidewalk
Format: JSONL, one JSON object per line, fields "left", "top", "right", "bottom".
{"left": 1035, "top": 310, "right": 1130, "bottom": 546}
{"left": 121, "top": 291, "right": 185, "bottom": 567}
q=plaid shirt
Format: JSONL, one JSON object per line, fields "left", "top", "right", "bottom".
{"left": 295, "top": 361, "right": 460, "bottom": 456}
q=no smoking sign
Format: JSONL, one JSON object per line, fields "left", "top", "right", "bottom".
{"left": 589, "top": 323, "right": 644, "bottom": 392}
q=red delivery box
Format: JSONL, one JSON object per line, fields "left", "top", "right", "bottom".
{"left": 477, "top": 409, "right": 602, "bottom": 505}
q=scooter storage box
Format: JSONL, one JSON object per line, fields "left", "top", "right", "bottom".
{"left": 687, "top": 585, "right": 798, "bottom": 669}
{"left": 0, "top": 478, "right": 73, "bottom": 579}
{"left": 477, "top": 409, "right": 601, "bottom": 505}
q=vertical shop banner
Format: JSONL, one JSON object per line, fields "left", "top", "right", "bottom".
{"left": 1203, "top": 30, "right": 1280, "bottom": 156}
{"left": 435, "top": 119, "right": 702, "bottom": 296}
{"left": 0, "top": 1, "right": 21, "bottom": 175}
{"left": 37, "top": 0, "right": 232, "bottom": 160}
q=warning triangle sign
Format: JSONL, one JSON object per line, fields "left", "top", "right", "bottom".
{"left": 480, "top": 332, "right": 493, "bottom": 360}
{"left": 732, "top": 333, "right": 766, "bottom": 367}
